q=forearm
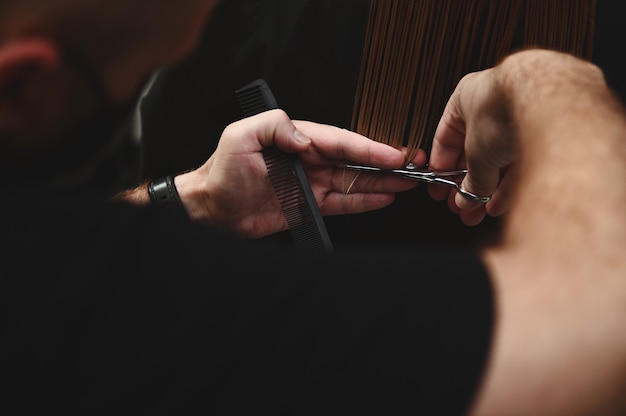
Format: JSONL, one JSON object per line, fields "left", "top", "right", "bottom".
{"left": 495, "top": 49, "right": 626, "bottom": 248}
{"left": 112, "top": 182, "right": 150, "bottom": 205}
{"left": 473, "top": 50, "right": 626, "bottom": 414}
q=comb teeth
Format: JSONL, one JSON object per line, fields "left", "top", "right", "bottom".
{"left": 235, "top": 79, "right": 334, "bottom": 254}
{"left": 236, "top": 79, "right": 279, "bottom": 114}
{"left": 262, "top": 146, "right": 333, "bottom": 251}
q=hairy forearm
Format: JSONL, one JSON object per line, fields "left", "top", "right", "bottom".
{"left": 497, "top": 49, "right": 626, "bottom": 249}
{"left": 473, "top": 50, "right": 626, "bottom": 415}
{"left": 112, "top": 172, "right": 211, "bottom": 222}
{"left": 112, "top": 182, "right": 150, "bottom": 205}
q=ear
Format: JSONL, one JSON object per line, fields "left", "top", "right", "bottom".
{"left": 0, "top": 37, "right": 60, "bottom": 88}
{"left": 0, "top": 37, "right": 61, "bottom": 133}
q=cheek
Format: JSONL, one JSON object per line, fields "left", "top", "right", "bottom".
{"left": 38, "top": 68, "right": 102, "bottom": 134}
{"left": 170, "top": 1, "right": 221, "bottom": 60}
{"left": 138, "top": 24, "right": 204, "bottom": 70}
{"left": 104, "top": 1, "right": 219, "bottom": 102}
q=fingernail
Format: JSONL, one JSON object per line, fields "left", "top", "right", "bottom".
{"left": 294, "top": 129, "right": 311, "bottom": 144}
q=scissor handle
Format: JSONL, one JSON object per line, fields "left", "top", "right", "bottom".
{"left": 430, "top": 177, "right": 492, "bottom": 203}
{"left": 403, "top": 165, "right": 492, "bottom": 203}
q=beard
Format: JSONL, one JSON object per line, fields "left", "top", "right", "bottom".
{"left": 1, "top": 98, "right": 139, "bottom": 190}
{"left": 1, "top": 44, "right": 146, "bottom": 191}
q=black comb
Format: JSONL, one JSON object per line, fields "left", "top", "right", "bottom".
{"left": 235, "top": 79, "right": 334, "bottom": 253}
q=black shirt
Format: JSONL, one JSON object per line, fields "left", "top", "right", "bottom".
{"left": 1, "top": 187, "right": 493, "bottom": 414}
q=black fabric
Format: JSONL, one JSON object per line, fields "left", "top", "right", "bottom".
{"left": 1, "top": 186, "right": 493, "bottom": 415}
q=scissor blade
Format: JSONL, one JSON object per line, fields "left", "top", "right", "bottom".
{"left": 344, "top": 164, "right": 491, "bottom": 203}
{"left": 344, "top": 164, "right": 466, "bottom": 178}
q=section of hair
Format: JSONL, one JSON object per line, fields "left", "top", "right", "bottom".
{"left": 346, "top": 0, "right": 596, "bottom": 192}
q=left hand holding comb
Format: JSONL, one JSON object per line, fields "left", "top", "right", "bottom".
{"left": 174, "top": 109, "right": 422, "bottom": 238}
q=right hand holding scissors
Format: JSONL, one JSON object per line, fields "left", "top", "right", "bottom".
{"left": 428, "top": 70, "right": 518, "bottom": 226}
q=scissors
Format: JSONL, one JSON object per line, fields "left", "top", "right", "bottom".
{"left": 344, "top": 163, "right": 492, "bottom": 203}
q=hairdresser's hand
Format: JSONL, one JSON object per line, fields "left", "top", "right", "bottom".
{"left": 427, "top": 69, "right": 518, "bottom": 226}
{"left": 176, "top": 109, "right": 422, "bottom": 238}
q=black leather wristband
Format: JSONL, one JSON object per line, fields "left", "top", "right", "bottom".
{"left": 148, "top": 175, "right": 188, "bottom": 218}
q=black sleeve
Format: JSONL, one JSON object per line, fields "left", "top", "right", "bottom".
{"left": 1, "top": 190, "right": 493, "bottom": 415}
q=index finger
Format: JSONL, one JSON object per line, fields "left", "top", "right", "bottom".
{"left": 430, "top": 89, "right": 468, "bottom": 170}
{"left": 292, "top": 120, "right": 409, "bottom": 169}
{"left": 428, "top": 88, "right": 467, "bottom": 200}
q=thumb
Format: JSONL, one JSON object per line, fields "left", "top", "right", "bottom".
{"left": 254, "top": 109, "right": 312, "bottom": 153}
{"left": 454, "top": 159, "right": 500, "bottom": 210}
{"left": 272, "top": 127, "right": 312, "bottom": 154}
{"left": 454, "top": 121, "right": 516, "bottom": 209}
{"left": 291, "top": 129, "right": 312, "bottom": 148}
